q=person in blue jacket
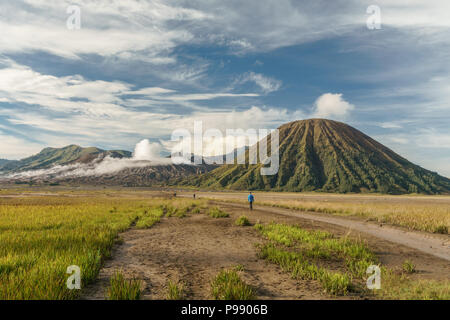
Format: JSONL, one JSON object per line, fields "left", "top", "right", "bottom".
{"left": 248, "top": 192, "right": 254, "bottom": 210}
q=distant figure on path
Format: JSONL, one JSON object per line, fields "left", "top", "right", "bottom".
{"left": 193, "top": 193, "right": 196, "bottom": 199}
{"left": 248, "top": 192, "right": 254, "bottom": 210}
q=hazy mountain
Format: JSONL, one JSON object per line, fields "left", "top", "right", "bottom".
{"left": 181, "top": 119, "right": 450, "bottom": 194}
{"left": 0, "top": 145, "right": 131, "bottom": 173}
{"left": 0, "top": 145, "right": 217, "bottom": 186}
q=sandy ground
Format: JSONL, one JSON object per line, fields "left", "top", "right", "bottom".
{"left": 83, "top": 201, "right": 450, "bottom": 300}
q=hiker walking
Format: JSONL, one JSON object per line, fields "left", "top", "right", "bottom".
{"left": 248, "top": 192, "right": 254, "bottom": 210}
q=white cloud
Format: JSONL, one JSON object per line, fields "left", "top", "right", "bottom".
{"left": 0, "top": 60, "right": 304, "bottom": 159}
{"left": 378, "top": 122, "right": 403, "bottom": 129}
{"left": 374, "top": 0, "right": 450, "bottom": 28}
{"left": 159, "top": 93, "right": 259, "bottom": 101}
{"left": 236, "top": 72, "right": 282, "bottom": 94}
{"left": 162, "top": 105, "right": 305, "bottom": 159}
{"left": 0, "top": 108, "right": 295, "bottom": 162}
{"left": 1, "top": 103, "right": 304, "bottom": 159}
{"left": 385, "top": 136, "right": 409, "bottom": 145}
{"left": 416, "top": 130, "right": 450, "bottom": 149}
{"left": 312, "top": 93, "right": 355, "bottom": 120}
{"left": 133, "top": 139, "right": 166, "bottom": 161}
{"left": 373, "top": 131, "right": 450, "bottom": 177}
{"left": 1, "top": 1, "right": 450, "bottom": 62}
{"left": 0, "top": 59, "right": 129, "bottom": 115}
{"left": 0, "top": 59, "right": 259, "bottom": 115}
{"left": 0, "top": 0, "right": 209, "bottom": 62}
{"left": 174, "top": 106, "right": 304, "bottom": 132}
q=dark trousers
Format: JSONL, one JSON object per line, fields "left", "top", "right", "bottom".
{"left": 249, "top": 201, "right": 253, "bottom": 210}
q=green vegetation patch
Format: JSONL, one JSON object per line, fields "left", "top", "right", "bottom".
{"left": 254, "top": 222, "right": 450, "bottom": 299}
{"left": 166, "top": 280, "right": 185, "bottom": 300}
{"left": 235, "top": 215, "right": 251, "bottom": 226}
{"left": 255, "top": 223, "right": 378, "bottom": 295}
{"left": 211, "top": 269, "right": 255, "bottom": 300}
{"left": 135, "top": 207, "right": 164, "bottom": 229}
{"left": 259, "top": 243, "right": 351, "bottom": 295}
{"left": 107, "top": 271, "right": 142, "bottom": 300}
{"left": 402, "top": 260, "right": 416, "bottom": 274}
{"left": 255, "top": 223, "right": 376, "bottom": 277}
{"left": 208, "top": 207, "right": 229, "bottom": 218}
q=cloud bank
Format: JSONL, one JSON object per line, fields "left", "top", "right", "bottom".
{"left": 312, "top": 93, "right": 355, "bottom": 120}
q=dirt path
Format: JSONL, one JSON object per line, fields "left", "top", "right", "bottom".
{"left": 82, "top": 208, "right": 331, "bottom": 300}
{"left": 83, "top": 201, "right": 449, "bottom": 300}
{"left": 218, "top": 202, "right": 450, "bottom": 262}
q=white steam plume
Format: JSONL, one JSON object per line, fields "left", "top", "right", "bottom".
{"left": 133, "top": 139, "right": 163, "bottom": 161}
{"left": 1, "top": 139, "right": 174, "bottom": 180}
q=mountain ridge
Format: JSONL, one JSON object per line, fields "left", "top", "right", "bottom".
{"left": 0, "top": 144, "right": 132, "bottom": 173}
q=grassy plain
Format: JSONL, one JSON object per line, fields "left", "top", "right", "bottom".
{"left": 0, "top": 194, "right": 200, "bottom": 299}
{"left": 258, "top": 200, "right": 449, "bottom": 234}
{"left": 0, "top": 188, "right": 448, "bottom": 300}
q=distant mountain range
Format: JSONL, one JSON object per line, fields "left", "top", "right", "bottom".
{"left": 0, "top": 145, "right": 131, "bottom": 173}
{"left": 0, "top": 144, "right": 217, "bottom": 186}
{"left": 1, "top": 119, "right": 449, "bottom": 194}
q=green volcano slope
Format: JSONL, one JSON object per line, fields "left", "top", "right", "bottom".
{"left": 182, "top": 119, "right": 450, "bottom": 194}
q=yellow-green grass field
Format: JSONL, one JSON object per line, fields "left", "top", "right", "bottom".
{"left": 0, "top": 195, "right": 201, "bottom": 299}
{"left": 200, "top": 192, "right": 450, "bottom": 234}
{"left": 0, "top": 189, "right": 448, "bottom": 300}
{"left": 3, "top": 187, "right": 449, "bottom": 235}
{"left": 259, "top": 199, "right": 449, "bottom": 234}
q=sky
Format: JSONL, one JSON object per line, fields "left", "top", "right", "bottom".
{"left": 0, "top": 0, "right": 450, "bottom": 177}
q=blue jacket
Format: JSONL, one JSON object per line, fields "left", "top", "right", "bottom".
{"left": 248, "top": 194, "right": 254, "bottom": 202}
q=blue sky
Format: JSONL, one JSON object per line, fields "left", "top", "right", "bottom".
{"left": 0, "top": 0, "right": 450, "bottom": 177}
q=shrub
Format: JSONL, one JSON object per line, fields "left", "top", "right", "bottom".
{"left": 208, "top": 207, "right": 229, "bottom": 218}
{"left": 235, "top": 215, "right": 251, "bottom": 226}
{"left": 167, "top": 280, "right": 184, "bottom": 300}
{"left": 402, "top": 260, "right": 416, "bottom": 274}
